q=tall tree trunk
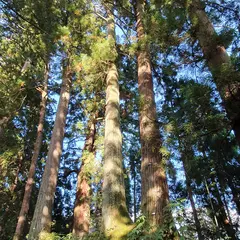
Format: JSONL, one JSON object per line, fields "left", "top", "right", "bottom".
{"left": 102, "top": 8, "right": 132, "bottom": 240}
{"left": 213, "top": 180, "right": 237, "bottom": 240}
{"left": 13, "top": 64, "right": 49, "bottom": 240}
{"left": 188, "top": 0, "right": 240, "bottom": 144}
{"left": 133, "top": 169, "right": 137, "bottom": 222}
{"left": 94, "top": 183, "right": 102, "bottom": 231}
{"left": 227, "top": 177, "right": 240, "bottom": 214}
{"left": 204, "top": 178, "right": 221, "bottom": 238}
{"left": 28, "top": 59, "right": 72, "bottom": 240}
{"left": 182, "top": 156, "right": 203, "bottom": 240}
{"left": 134, "top": 0, "right": 174, "bottom": 234}
{"left": 222, "top": 192, "right": 233, "bottom": 226}
{"left": 228, "top": 177, "right": 240, "bottom": 215}
{"left": 73, "top": 117, "right": 96, "bottom": 238}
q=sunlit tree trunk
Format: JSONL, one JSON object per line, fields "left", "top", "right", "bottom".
{"left": 13, "top": 63, "right": 49, "bottom": 240}
{"left": 188, "top": 0, "right": 240, "bottom": 145}
{"left": 73, "top": 117, "right": 96, "bottom": 238}
{"left": 134, "top": 0, "right": 174, "bottom": 235}
{"left": 102, "top": 7, "right": 132, "bottom": 240}
{"left": 28, "top": 59, "right": 72, "bottom": 240}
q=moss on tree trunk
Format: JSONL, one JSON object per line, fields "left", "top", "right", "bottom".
{"left": 102, "top": 7, "right": 133, "bottom": 240}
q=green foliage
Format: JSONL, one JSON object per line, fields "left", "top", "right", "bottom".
{"left": 0, "top": 0, "right": 240, "bottom": 239}
{"left": 217, "top": 29, "right": 235, "bottom": 48}
{"left": 126, "top": 214, "right": 178, "bottom": 240}
{"left": 38, "top": 232, "right": 106, "bottom": 240}
{"left": 126, "top": 216, "right": 147, "bottom": 240}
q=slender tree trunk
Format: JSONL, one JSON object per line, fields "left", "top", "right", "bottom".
{"left": 222, "top": 192, "right": 233, "bottom": 226}
{"left": 134, "top": 0, "right": 174, "bottom": 234}
{"left": 179, "top": 143, "right": 203, "bottom": 239}
{"left": 181, "top": 156, "right": 203, "bottom": 240}
{"left": 133, "top": 169, "right": 137, "bottom": 222}
{"left": 186, "top": 181, "right": 203, "bottom": 240}
{"left": 185, "top": 172, "right": 203, "bottom": 239}
{"left": 73, "top": 118, "right": 96, "bottom": 238}
{"left": 94, "top": 183, "right": 102, "bottom": 231}
{"left": 102, "top": 8, "right": 132, "bottom": 239}
{"left": 204, "top": 178, "right": 221, "bottom": 238}
{"left": 13, "top": 64, "right": 49, "bottom": 240}
{"left": 188, "top": 0, "right": 240, "bottom": 145}
{"left": 28, "top": 59, "right": 72, "bottom": 240}
{"left": 213, "top": 180, "right": 237, "bottom": 240}
{"left": 227, "top": 177, "right": 240, "bottom": 214}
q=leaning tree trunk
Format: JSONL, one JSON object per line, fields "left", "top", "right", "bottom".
{"left": 73, "top": 117, "right": 96, "bottom": 238}
{"left": 13, "top": 63, "right": 49, "bottom": 240}
{"left": 188, "top": 0, "right": 240, "bottom": 144}
{"left": 28, "top": 59, "right": 71, "bottom": 240}
{"left": 134, "top": 0, "right": 174, "bottom": 234}
{"left": 102, "top": 7, "right": 133, "bottom": 240}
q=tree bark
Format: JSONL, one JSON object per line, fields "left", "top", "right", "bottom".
{"left": 134, "top": 0, "right": 173, "bottom": 234}
{"left": 72, "top": 117, "right": 96, "bottom": 238}
{"left": 188, "top": 0, "right": 240, "bottom": 145}
{"left": 28, "top": 59, "right": 71, "bottom": 240}
{"left": 102, "top": 7, "right": 132, "bottom": 240}
{"left": 13, "top": 64, "right": 49, "bottom": 240}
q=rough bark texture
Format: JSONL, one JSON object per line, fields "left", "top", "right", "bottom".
{"left": 135, "top": 0, "right": 172, "bottom": 231}
{"left": 28, "top": 60, "right": 71, "bottom": 240}
{"left": 102, "top": 8, "right": 133, "bottom": 240}
{"left": 189, "top": 0, "right": 240, "bottom": 145}
{"left": 13, "top": 64, "right": 49, "bottom": 240}
{"left": 72, "top": 118, "right": 96, "bottom": 238}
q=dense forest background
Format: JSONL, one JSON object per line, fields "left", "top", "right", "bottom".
{"left": 0, "top": 0, "right": 240, "bottom": 239}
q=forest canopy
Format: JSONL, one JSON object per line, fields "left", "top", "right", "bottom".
{"left": 0, "top": 0, "right": 240, "bottom": 239}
